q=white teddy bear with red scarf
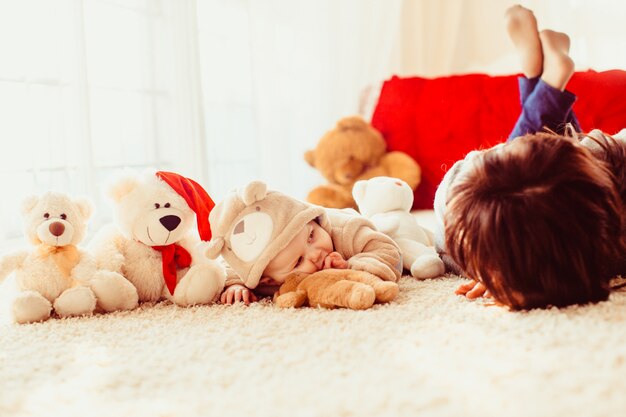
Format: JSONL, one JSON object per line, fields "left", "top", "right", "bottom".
{"left": 89, "top": 171, "right": 226, "bottom": 306}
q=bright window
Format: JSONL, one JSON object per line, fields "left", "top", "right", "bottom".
{"left": 0, "top": 0, "right": 205, "bottom": 248}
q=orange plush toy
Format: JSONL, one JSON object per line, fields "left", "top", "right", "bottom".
{"left": 273, "top": 269, "right": 399, "bottom": 310}
{"left": 305, "top": 116, "right": 421, "bottom": 209}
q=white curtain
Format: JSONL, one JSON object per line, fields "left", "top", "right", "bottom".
{"left": 0, "top": 0, "right": 206, "bottom": 247}
{"left": 197, "top": 0, "right": 405, "bottom": 202}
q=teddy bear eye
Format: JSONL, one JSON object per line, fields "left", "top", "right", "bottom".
{"left": 154, "top": 203, "right": 160, "bottom": 209}
{"left": 164, "top": 203, "right": 171, "bottom": 208}
{"left": 43, "top": 213, "right": 50, "bottom": 219}
{"left": 60, "top": 214, "right": 67, "bottom": 220}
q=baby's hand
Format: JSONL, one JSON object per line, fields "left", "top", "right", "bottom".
{"left": 455, "top": 279, "right": 491, "bottom": 299}
{"left": 323, "top": 252, "right": 349, "bottom": 270}
{"left": 220, "top": 284, "right": 258, "bottom": 305}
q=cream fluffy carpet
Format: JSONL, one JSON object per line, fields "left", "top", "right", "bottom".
{"left": 2, "top": 213, "right": 626, "bottom": 417}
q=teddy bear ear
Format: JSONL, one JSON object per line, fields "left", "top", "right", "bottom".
{"left": 304, "top": 150, "right": 316, "bottom": 167}
{"left": 20, "top": 195, "right": 39, "bottom": 215}
{"left": 108, "top": 177, "right": 140, "bottom": 203}
{"left": 205, "top": 237, "right": 225, "bottom": 260}
{"left": 240, "top": 181, "right": 267, "bottom": 205}
{"left": 336, "top": 116, "right": 366, "bottom": 131}
{"left": 74, "top": 197, "right": 94, "bottom": 220}
{"left": 352, "top": 180, "right": 367, "bottom": 206}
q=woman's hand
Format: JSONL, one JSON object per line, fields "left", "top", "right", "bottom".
{"left": 220, "top": 284, "right": 258, "bottom": 305}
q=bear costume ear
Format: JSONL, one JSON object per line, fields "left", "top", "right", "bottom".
{"left": 240, "top": 181, "right": 267, "bottom": 205}
{"left": 304, "top": 150, "right": 316, "bottom": 168}
{"left": 108, "top": 177, "right": 140, "bottom": 203}
{"left": 20, "top": 195, "right": 39, "bottom": 215}
{"left": 74, "top": 197, "right": 94, "bottom": 220}
{"left": 336, "top": 115, "right": 366, "bottom": 131}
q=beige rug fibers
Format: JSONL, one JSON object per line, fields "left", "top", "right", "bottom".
{"left": 2, "top": 275, "right": 626, "bottom": 417}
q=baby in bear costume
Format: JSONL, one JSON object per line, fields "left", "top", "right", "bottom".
{"left": 205, "top": 181, "right": 403, "bottom": 304}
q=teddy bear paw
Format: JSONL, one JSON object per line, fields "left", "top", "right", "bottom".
{"left": 275, "top": 290, "right": 307, "bottom": 308}
{"left": 347, "top": 286, "right": 376, "bottom": 310}
{"left": 12, "top": 291, "right": 52, "bottom": 324}
{"left": 307, "top": 186, "right": 356, "bottom": 209}
{"left": 90, "top": 271, "right": 139, "bottom": 312}
{"left": 410, "top": 255, "right": 445, "bottom": 279}
{"left": 172, "top": 262, "right": 226, "bottom": 306}
{"left": 53, "top": 286, "right": 96, "bottom": 318}
{"left": 373, "top": 281, "right": 399, "bottom": 304}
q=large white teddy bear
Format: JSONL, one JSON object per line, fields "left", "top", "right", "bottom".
{"left": 89, "top": 171, "right": 226, "bottom": 306}
{"left": 353, "top": 176, "right": 445, "bottom": 279}
{"left": 0, "top": 193, "right": 138, "bottom": 324}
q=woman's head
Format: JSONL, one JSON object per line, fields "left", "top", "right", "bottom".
{"left": 445, "top": 132, "right": 624, "bottom": 310}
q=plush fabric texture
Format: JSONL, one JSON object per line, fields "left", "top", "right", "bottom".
{"left": 273, "top": 269, "right": 399, "bottom": 310}
{"left": 89, "top": 171, "right": 225, "bottom": 307}
{"left": 353, "top": 176, "right": 444, "bottom": 279}
{"left": 0, "top": 193, "right": 138, "bottom": 324}
{"left": 322, "top": 208, "right": 403, "bottom": 283}
{"left": 371, "top": 70, "right": 626, "bottom": 209}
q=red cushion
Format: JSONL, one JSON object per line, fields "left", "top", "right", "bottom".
{"left": 371, "top": 70, "right": 626, "bottom": 209}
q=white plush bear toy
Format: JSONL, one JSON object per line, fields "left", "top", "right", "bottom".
{"left": 353, "top": 176, "right": 445, "bottom": 279}
{"left": 0, "top": 193, "right": 138, "bottom": 324}
{"left": 89, "top": 171, "right": 226, "bottom": 306}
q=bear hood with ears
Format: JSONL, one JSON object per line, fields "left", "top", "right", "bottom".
{"left": 21, "top": 192, "right": 93, "bottom": 247}
{"left": 353, "top": 176, "right": 414, "bottom": 218}
{"left": 205, "top": 181, "right": 327, "bottom": 289}
{"left": 305, "top": 116, "right": 387, "bottom": 185}
{"left": 107, "top": 170, "right": 214, "bottom": 247}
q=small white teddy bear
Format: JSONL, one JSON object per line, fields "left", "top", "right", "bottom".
{"left": 353, "top": 176, "right": 445, "bottom": 279}
{"left": 89, "top": 171, "right": 226, "bottom": 306}
{"left": 0, "top": 193, "right": 138, "bottom": 324}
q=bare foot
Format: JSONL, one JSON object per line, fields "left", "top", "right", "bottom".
{"left": 505, "top": 5, "right": 543, "bottom": 78}
{"left": 540, "top": 29, "right": 575, "bottom": 91}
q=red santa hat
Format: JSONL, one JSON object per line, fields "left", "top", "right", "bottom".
{"left": 155, "top": 171, "right": 215, "bottom": 241}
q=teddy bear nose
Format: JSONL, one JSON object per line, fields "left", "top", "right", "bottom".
{"left": 49, "top": 221, "right": 65, "bottom": 237}
{"left": 159, "top": 215, "right": 181, "bottom": 231}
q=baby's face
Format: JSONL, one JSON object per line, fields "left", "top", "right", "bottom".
{"left": 262, "top": 221, "right": 333, "bottom": 285}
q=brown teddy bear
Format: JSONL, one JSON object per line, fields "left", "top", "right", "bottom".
{"left": 305, "top": 115, "right": 421, "bottom": 209}
{"left": 273, "top": 268, "right": 399, "bottom": 310}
